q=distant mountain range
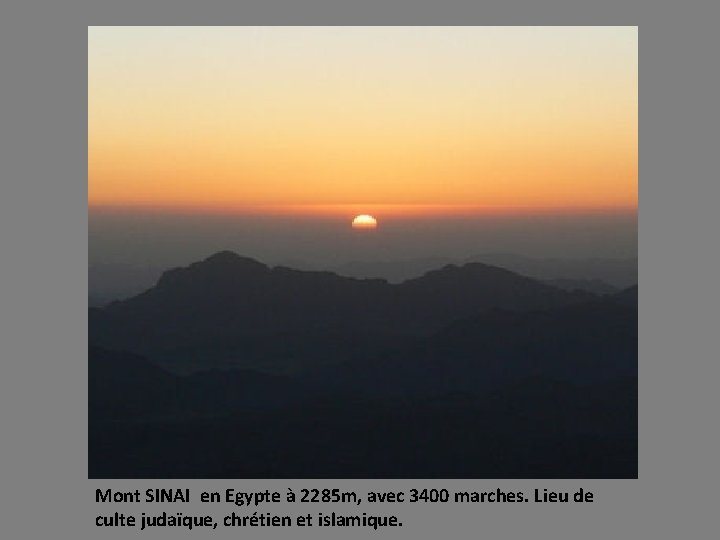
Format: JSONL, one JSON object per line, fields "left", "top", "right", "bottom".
{"left": 321, "top": 253, "right": 636, "bottom": 288}
{"left": 89, "top": 252, "right": 636, "bottom": 305}
{"left": 89, "top": 250, "right": 637, "bottom": 478}
{"left": 90, "top": 251, "right": 595, "bottom": 373}
{"left": 466, "top": 253, "right": 637, "bottom": 288}
{"left": 543, "top": 278, "right": 619, "bottom": 295}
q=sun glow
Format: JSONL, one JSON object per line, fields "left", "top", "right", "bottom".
{"left": 88, "top": 27, "right": 637, "bottom": 214}
{"left": 352, "top": 214, "right": 378, "bottom": 230}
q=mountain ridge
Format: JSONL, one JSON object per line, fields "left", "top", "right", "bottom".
{"left": 90, "top": 251, "right": 596, "bottom": 373}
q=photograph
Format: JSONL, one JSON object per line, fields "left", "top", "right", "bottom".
{"left": 88, "top": 26, "right": 638, "bottom": 478}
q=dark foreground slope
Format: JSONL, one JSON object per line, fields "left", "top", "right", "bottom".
{"left": 89, "top": 282, "right": 637, "bottom": 478}
{"left": 90, "top": 374, "right": 637, "bottom": 478}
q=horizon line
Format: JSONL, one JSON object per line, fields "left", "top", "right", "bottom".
{"left": 88, "top": 202, "right": 638, "bottom": 219}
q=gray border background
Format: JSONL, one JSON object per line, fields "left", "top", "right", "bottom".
{"left": 2, "top": 1, "right": 719, "bottom": 538}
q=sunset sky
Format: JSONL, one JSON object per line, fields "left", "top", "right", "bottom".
{"left": 88, "top": 26, "right": 637, "bottom": 218}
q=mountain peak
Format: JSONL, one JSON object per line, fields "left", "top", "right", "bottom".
{"left": 202, "top": 250, "right": 264, "bottom": 267}
{"left": 406, "top": 261, "right": 516, "bottom": 285}
{"left": 190, "top": 251, "right": 269, "bottom": 275}
{"left": 155, "top": 251, "right": 268, "bottom": 289}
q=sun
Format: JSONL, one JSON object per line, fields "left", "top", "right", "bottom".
{"left": 351, "top": 214, "right": 378, "bottom": 230}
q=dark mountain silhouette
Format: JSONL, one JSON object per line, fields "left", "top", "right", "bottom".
{"left": 276, "top": 254, "right": 635, "bottom": 289}
{"left": 89, "top": 251, "right": 593, "bottom": 373}
{"left": 302, "top": 293, "right": 637, "bottom": 400}
{"left": 89, "top": 346, "right": 182, "bottom": 419}
{"left": 89, "top": 346, "right": 299, "bottom": 421}
{"left": 88, "top": 253, "right": 636, "bottom": 303}
{"left": 89, "top": 298, "right": 636, "bottom": 478}
{"left": 544, "top": 277, "right": 618, "bottom": 295}
{"left": 88, "top": 252, "right": 636, "bottom": 479}
{"left": 330, "top": 257, "right": 455, "bottom": 283}
{"left": 466, "top": 253, "right": 637, "bottom": 288}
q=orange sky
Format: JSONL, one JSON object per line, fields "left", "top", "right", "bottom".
{"left": 88, "top": 26, "right": 637, "bottom": 217}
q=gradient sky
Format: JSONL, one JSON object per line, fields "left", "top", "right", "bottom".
{"left": 88, "top": 26, "right": 637, "bottom": 216}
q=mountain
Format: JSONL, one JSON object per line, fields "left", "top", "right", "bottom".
{"left": 89, "top": 251, "right": 594, "bottom": 373}
{"left": 89, "top": 346, "right": 298, "bottom": 420}
{"left": 466, "top": 253, "right": 637, "bottom": 288}
{"left": 89, "top": 345, "right": 183, "bottom": 419}
{"left": 88, "top": 253, "right": 637, "bottom": 303}
{"left": 89, "top": 335, "right": 637, "bottom": 479}
{"left": 303, "top": 293, "right": 637, "bottom": 399}
{"left": 90, "top": 291, "right": 638, "bottom": 411}
{"left": 280, "top": 254, "right": 635, "bottom": 288}
{"left": 330, "top": 257, "right": 455, "bottom": 283}
{"left": 544, "top": 278, "right": 618, "bottom": 295}
{"left": 88, "top": 258, "right": 637, "bottom": 478}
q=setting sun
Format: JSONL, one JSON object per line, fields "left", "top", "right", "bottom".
{"left": 351, "top": 214, "right": 378, "bottom": 230}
